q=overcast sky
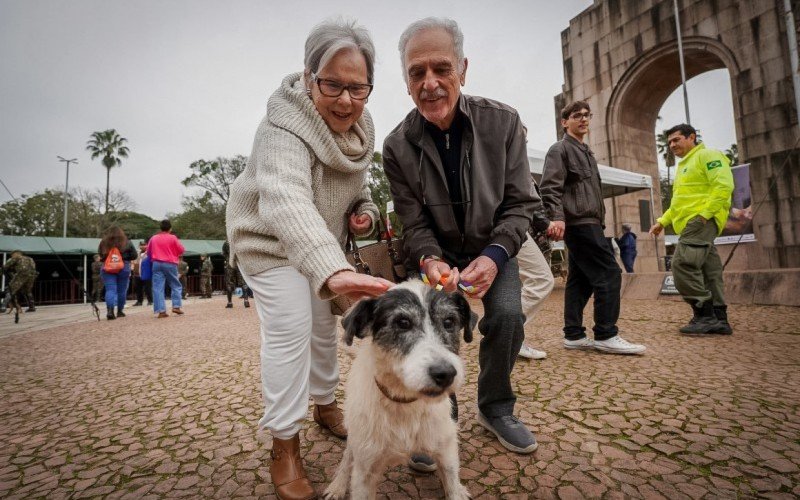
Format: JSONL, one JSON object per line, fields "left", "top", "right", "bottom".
{"left": 0, "top": 0, "right": 734, "bottom": 219}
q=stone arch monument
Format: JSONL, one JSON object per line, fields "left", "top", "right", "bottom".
{"left": 556, "top": 0, "right": 800, "bottom": 271}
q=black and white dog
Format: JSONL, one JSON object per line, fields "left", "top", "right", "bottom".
{"left": 324, "top": 280, "right": 476, "bottom": 500}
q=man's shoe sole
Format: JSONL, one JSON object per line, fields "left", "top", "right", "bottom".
{"left": 564, "top": 343, "right": 594, "bottom": 350}
{"left": 476, "top": 413, "right": 538, "bottom": 454}
{"left": 408, "top": 458, "right": 438, "bottom": 473}
{"left": 593, "top": 345, "right": 646, "bottom": 355}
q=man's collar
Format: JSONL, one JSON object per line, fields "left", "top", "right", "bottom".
{"left": 563, "top": 133, "right": 589, "bottom": 149}
{"left": 679, "top": 142, "right": 705, "bottom": 163}
{"left": 407, "top": 94, "right": 469, "bottom": 143}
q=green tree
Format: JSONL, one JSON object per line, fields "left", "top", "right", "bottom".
{"left": 182, "top": 155, "right": 247, "bottom": 204}
{"left": 0, "top": 189, "right": 66, "bottom": 236}
{"left": 367, "top": 151, "right": 403, "bottom": 236}
{"left": 86, "top": 129, "right": 130, "bottom": 214}
{"left": 656, "top": 130, "right": 675, "bottom": 169}
{"left": 169, "top": 192, "right": 227, "bottom": 239}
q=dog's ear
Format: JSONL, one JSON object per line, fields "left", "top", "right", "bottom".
{"left": 452, "top": 293, "right": 477, "bottom": 343}
{"left": 341, "top": 297, "right": 377, "bottom": 345}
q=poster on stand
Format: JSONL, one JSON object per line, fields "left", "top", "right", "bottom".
{"left": 715, "top": 163, "right": 755, "bottom": 245}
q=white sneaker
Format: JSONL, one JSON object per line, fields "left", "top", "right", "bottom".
{"left": 564, "top": 337, "right": 594, "bottom": 349}
{"left": 518, "top": 344, "right": 547, "bottom": 360}
{"left": 593, "top": 335, "right": 646, "bottom": 355}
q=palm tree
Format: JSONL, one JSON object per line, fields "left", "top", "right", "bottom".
{"left": 86, "top": 129, "right": 130, "bottom": 213}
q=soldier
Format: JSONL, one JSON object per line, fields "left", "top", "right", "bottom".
{"left": 200, "top": 254, "right": 213, "bottom": 298}
{"left": 91, "top": 254, "right": 105, "bottom": 303}
{"left": 3, "top": 251, "right": 38, "bottom": 314}
{"left": 222, "top": 240, "right": 250, "bottom": 309}
{"left": 178, "top": 257, "right": 189, "bottom": 299}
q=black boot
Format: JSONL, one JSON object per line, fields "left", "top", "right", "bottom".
{"left": 116, "top": 308, "right": 126, "bottom": 318}
{"left": 713, "top": 305, "right": 733, "bottom": 335}
{"left": 244, "top": 299, "right": 250, "bottom": 308}
{"left": 680, "top": 302, "right": 721, "bottom": 334}
{"left": 107, "top": 308, "right": 116, "bottom": 320}
{"left": 26, "top": 298, "right": 35, "bottom": 312}
{"left": 226, "top": 302, "right": 233, "bottom": 308}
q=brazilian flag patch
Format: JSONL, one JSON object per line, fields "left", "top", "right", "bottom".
{"left": 706, "top": 160, "right": 723, "bottom": 170}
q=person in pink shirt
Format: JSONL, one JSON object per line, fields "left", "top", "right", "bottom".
{"left": 147, "top": 219, "right": 186, "bottom": 317}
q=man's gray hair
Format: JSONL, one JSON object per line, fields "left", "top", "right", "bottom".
{"left": 304, "top": 18, "right": 376, "bottom": 83}
{"left": 398, "top": 17, "right": 465, "bottom": 83}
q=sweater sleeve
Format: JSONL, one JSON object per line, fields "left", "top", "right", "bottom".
{"left": 255, "top": 128, "right": 353, "bottom": 298}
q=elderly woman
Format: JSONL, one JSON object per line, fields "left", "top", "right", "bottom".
{"left": 226, "top": 19, "right": 391, "bottom": 500}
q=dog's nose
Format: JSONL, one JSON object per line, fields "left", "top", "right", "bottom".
{"left": 429, "top": 364, "right": 457, "bottom": 388}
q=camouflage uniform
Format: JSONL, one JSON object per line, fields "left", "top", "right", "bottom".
{"left": 3, "top": 254, "right": 38, "bottom": 311}
{"left": 178, "top": 260, "right": 189, "bottom": 299}
{"left": 91, "top": 259, "right": 105, "bottom": 303}
{"left": 222, "top": 241, "right": 249, "bottom": 307}
{"left": 200, "top": 258, "right": 213, "bottom": 298}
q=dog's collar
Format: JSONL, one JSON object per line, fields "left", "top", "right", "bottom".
{"left": 374, "top": 378, "right": 418, "bottom": 404}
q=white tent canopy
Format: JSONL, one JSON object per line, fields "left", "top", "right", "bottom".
{"left": 528, "top": 148, "right": 653, "bottom": 198}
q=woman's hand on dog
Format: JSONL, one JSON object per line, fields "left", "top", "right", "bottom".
{"left": 327, "top": 270, "right": 394, "bottom": 300}
{"left": 422, "top": 259, "right": 460, "bottom": 293}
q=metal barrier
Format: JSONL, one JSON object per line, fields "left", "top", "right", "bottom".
{"left": 31, "top": 275, "right": 226, "bottom": 305}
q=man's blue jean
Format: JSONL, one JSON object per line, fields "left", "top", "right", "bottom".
{"left": 100, "top": 262, "right": 131, "bottom": 310}
{"left": 152, "top": 260, "right": 182, "bottom": 313}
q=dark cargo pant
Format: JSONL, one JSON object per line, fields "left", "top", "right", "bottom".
{"left": 671, "top": 217, "right": 725, "bottom": 307}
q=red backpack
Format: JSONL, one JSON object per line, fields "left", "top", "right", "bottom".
{"left": 103, "top": 247, "right": 124, "bottom": 274}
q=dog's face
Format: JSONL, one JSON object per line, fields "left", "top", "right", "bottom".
{"left": 342, "top": 280, "right": 476, "bottom": 398}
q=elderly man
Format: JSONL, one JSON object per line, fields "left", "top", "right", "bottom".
{"left": 383, "top": 17, "right": 538, "bottom": 461}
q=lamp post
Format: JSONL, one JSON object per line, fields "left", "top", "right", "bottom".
{"left": 57, "top": 156, "right": 78, "bottom": 238}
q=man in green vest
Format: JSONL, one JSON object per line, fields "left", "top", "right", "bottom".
{"left": 650, "top": 123, "right": 734, "bottom": 334}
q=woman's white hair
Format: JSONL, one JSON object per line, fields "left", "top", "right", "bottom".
{"left": 397, "top": 17, "right": 465, "bottom": 83}
{"left": 304, "top": 18, "right": 376, "bottom": 83}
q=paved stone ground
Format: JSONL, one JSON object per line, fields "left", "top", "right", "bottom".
{"left": 1, "top": 289, "right": 799, "bottom": 499}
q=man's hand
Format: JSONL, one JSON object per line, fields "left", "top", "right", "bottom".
{"left": 547, "top": 220, "right": 565, "bottom": 241}
{"left": 326, "top": 270, "right": 393, "bottom": 301}
{"left": 422, "top": 258, "right": 459, "bottom": 293}
{"left": 459, "top": 256, "right": 498, "bottom": 299}
{"left": 648, "top": 222, "right": 663, "bottom": 236}
{"left": 348, "top": 213, "right": 371, "bottom": 233}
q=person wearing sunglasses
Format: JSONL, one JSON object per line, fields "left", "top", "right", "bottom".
{"left": 383, "top": 17, "right": 538, "bottom": 463}
{"left": 540, "top": 101, "right": 646, "bottom": 355}
{"left": 226, "top": 18, "right": 393, "bottom": 500}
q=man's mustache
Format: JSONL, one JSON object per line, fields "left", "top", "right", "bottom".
{"left": 420, "top": 87, "right": 448, "bottom": 100}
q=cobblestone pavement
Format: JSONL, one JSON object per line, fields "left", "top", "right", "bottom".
{"left": 1, "top": 289, "right": 799, "bottom": 499}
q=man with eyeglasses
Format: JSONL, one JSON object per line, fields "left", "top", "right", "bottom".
{"left": 540, "top": 100, "right": 646, "bottom": 355}
{"left": 383, "top": 17, "right": 538, "bottom": 462}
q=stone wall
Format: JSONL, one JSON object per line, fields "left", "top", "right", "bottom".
{"left": 556, "top": 0, "right": 800, "bottom": 270}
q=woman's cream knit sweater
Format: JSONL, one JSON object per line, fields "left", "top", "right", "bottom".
{"left": 226, "top": 73, "right": 379, "bottom": 299}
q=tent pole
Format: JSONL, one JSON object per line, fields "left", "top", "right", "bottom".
{"left": 83, "top": 254, "right": 87, "bottom": 304}
{"left": 1, "top": 252, "right": 5, "bottom": 291}
{"left": 649, "top": 185, "right": 662, "bottom": 271}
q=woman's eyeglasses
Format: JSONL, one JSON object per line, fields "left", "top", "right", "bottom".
{"left": 313, "top": 75, "right": 373, "bottom": 100}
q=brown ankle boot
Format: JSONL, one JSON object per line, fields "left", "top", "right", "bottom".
{"left": 270, "top": 435, "right": 316, "bottom": 500}
{"left": 313, "top": 401, "right": 347, "bottom": 439}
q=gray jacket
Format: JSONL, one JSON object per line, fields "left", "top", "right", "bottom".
{"left": 540, "top": 134, "right": 605, "bottom": 227}
{"left": 383, "top": 94, "right": 535, "bottom": 269}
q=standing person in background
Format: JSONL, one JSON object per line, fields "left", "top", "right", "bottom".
{"left": 2, "top": 251, "right": 38, "bottom": 315}
{"left": 91, "top": 254, "right": 104, "bottom": 304}
{"left": 223, "top": 240, "right": 250, "bottom": 309}
{"left": 616, "top": 223, "right": 637, "bottom": 273}
{"left": 200, "top": 254, "right": 213, "bottom": 298}
{"left": 133, "top": 240, "right": 153, "bottom": 306}
{"left": 178, "top": 257, "right": 189, "bottom": 299}
{"left": 98, "top": 226, "right": 138, "bottom": 320}
{"left": 147, "top": 219, "right": 185, "bottom": 318}
{"left": 539, "top": 100, "right": 645, "bottom": 355}
{"left": 649, "top": 123, "right": 734, "bottom": 335}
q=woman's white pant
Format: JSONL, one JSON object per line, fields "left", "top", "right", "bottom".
{"left": 517, "top": 235, "right": 555, "bottom": 329}
{"left": 243, "top": 266, "right": 339, "bottom": 440}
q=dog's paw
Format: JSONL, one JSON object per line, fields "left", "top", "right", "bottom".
{"left": 322, "top": 485, "right": 347, "bottom": 500}
{"left": 448, "top": 484, "right": 472, "bottom": 500}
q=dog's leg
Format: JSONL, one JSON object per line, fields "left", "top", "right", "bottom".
{"left": 349, "top": 457, "right": 386, "bottom": 500}
{"left": 323, "top": 445, "right": 353, "bottom": 500}
{"left": 433, "top": 437, "right": 470, "bottom": 500}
